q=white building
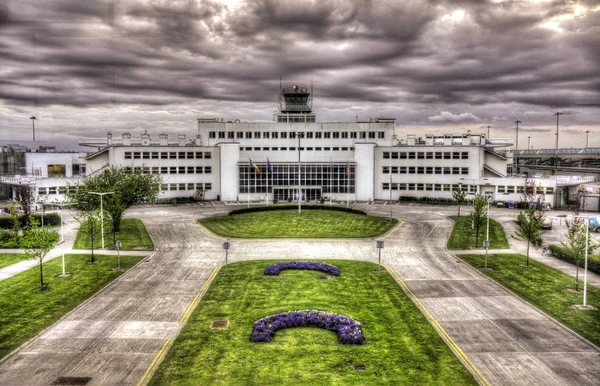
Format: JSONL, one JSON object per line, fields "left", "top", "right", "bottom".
{"left": 3, "top": 85, "right": 592, "bottom": 206}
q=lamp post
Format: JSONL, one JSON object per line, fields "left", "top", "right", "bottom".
{"left": 87, "top": 191, "right": 116, "bottom": 249}
{"left": 528, "top": 136, "right": 531, "bottom": 150}
{"left": 297, "top": 132, "right": 304, "bottom": 214}
{"left": 30, "top": 116, "right": 36, "bottom": 141}
{"left": 55, "top": 202, "right": 82, "bottom": 277}
{"left": 486, "top": 125, "right": 491, "bottom": 139}
{"left": 585, "top": 130, "right": 590, "bottom": 148}
{"left": 554, "top": 112, "right": 563, "bottom": 150}
{"left": 484, "top": 195, "right": 492, "bottom": 269}
{"left": 515, "top": 120, "right": 521, "bottom": 176}
{"left": 389, "top": 174, "right": 393, "bottom": 221}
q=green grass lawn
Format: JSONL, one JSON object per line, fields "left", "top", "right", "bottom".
{"left": 0, "top": 253, "right": 144, "bottom": 359}
{"left": 150, "top": 260, "right": 475, "bottom": 385}
{"left": 447, "top": 216, "right": 509, "bottom": 250}
{"left": 199, "top": 210, "right": 398, "bottom": 238}
{"left": 457, "top": 253, "right": 600, "bottom": 347}
{"left": 0, "top": 253, "right": 26, "bottom": 270}
{"left": 73, "top": 218, "right": 154, "bottom": 250}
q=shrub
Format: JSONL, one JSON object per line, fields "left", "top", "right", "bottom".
{"left": 264, "top": 261, "right": 340, "bottom": 276}
{"left": 0, "top": 230, "right": 21, "bottom": 248}
{"left": 228, "top": 205, "right": 366, "bottom": 216}
{"left": 250, "top": 310, "right": 365, "bottom": 344}
{"left": 0, "top": 213, "right": 61, "bottom": 229}
{"left": 548, "top": 244, "right": 600, "bottom": 275}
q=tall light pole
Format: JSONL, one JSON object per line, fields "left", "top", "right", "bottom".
{"left": 486, "top": 125, "right": 491, "bottom": 139}
{"left": 55, "top": 202, "right": 82, "bottom": 277}
{"left": 389, "top": 174, "right": 393, "bottom": 221}
{"left": 87, "top": 191, "right": 116, "bottom": 249}
{"left": 297, "top": 132, "right": 304, "bottom": 214}
{"left": 485, "top": 196, "right": 491, "bottom": 269}
{"left": 528, "top": 136, "right": 531, "bottom": 150}
{"left": 30, "top": 116, "right": 37, "bottom": 141}
{"left": 515, "top": 120, "right": 521, "bottom": 176}
{"left": 585, "top": 130, "right": 590, "bottom": 148}
{"left": 554, "top": 112, "right": 563, "bottom": 150}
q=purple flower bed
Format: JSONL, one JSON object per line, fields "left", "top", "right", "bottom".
{"left": 264, "top": 261, "right": 340, "bottom": 276}
{"left": 250, "top": 310, "right": 365, "bottom": 344}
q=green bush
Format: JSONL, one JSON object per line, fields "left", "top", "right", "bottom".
{"left": 548, "top": 244, "right": 600, "bottom": 275}
{"left": 228, "top": 205, "right": 366, "bottom": 216}
{"left": 0, "top": 230, "right": 20, "bottom": 248}
{"left": 0, "top": 213, "right": 61, "bottom": 229}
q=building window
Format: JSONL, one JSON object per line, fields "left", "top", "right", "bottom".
{"left": 333, "top": 132, "right": 340, "bottom": 139}
{"left": 378, "top": 132, "right": 384, "bottom": 139}
{"left": 417, "top": 167, "right": 424, "bottom": 174}
{"left": 151, "top": 167, "right": 159, "bottom": 174}
{"left": 143, "top": 152, "right": 150, "bottom": 159}
{"left": 360, "top": 132, "right": 366, "bottom": 139}
{"left": 161, "top": 167, "right": 168, "bottom": 174}
{"left": 205, "top": 183, "right": 212, "bottom": 190}
{"left": 195, "top": 166, "right": 203, "bottom": 173}
{"left": 38, "top": 187, "right": 47, "bottom": 195}
{"left": 236, "top": 132, "right": 243, "bottom": 138}
{"left": 408, "top": 183, "right": 415, "bottom": 191}
{"left": 254, "top": 132, "right": 261, "bottom": 139}
{"left": 169, "top": 152, "right": 177, "bottom": 159}
{"left": 399, "top": 152, "right": 407, "bottom": 159}
{"left": 306, "top": 132, "right": 313, "bottom": 139}
{"left": 280, "top": 132, "right": 287, "bottom": 139}
{"left": 161, "top": 184, "right": 168, "bottom": 191}
{"left": 383, "top": 166, "right": 390, "bottom": 174}
{"left": 170, "top": 167, "right": 177, "bottom": 174}
{"left": 179, "top": 183, "right": 186, "bottom": 190}
{"left": 124, "top": 152, "right": 132, "bottom": 159}
{"left": 324, "top": 132, "right": 331, "bottom": 139}
{"left": 133, "top": 152, "right": 141, "bottom": 159}
{"left": 408, "top": 167, "right": 416, "bottom": 174}
{"left": 443, "top": 167, "right": 451, "bottom": 175}
{"left": 178, "top": 152, "right": 185, "bottom": 159}
{"left": 461, "top": 152, "right": 469, "bottom": 159}
{"left": 152, "top": 152, "right": 159, "bottom": 159}
{"left": 315, "top": 132, "right": 322, "bottom": 139}
{"left": 435, "top": 167, "right": 442, "bottom": 174}
{"left": 383, "top": 152, "right": 390, "bottom": 159}
{"left": 426, "top": 152, "right": 433, "bottom": 159}
{"left": 272, "top": 132, "right": 279, "bottom": 138}
{"left": 49, "top": 187, "right": 57, "bottom": 195}
{"left": 263, "top": 132, "right": 270, "bottom": 139}
{"left": 426, "top": 167, "right": 433, "bottom": 174}
{"left": 161, "top": 152, "right": 168, "bottom": 159}
{"left": 47, "top": 164, "right": 66, "bottom": 177}
{"left": 186, "top": 166, "right": 194, "bottom": 174}
{"left": 391, "top": 166, "right": 398, "bottom": 174}
{"left": 417, "top": 152, "right": 425, "bottom": 159}
{"left": 399, "top": 166, "right": 407, "bottom": 174}
{"left": 350, "top": 132, "right": 357, "bottom": 139}
{"left": 368, "top": 132, "right": 375, "bottom": 139}
{"left": 444, "top": 152, "right": 451, "bottom": 159}
{"left": 392, "top": 152, "right": 399, "bottom": 160}
{"left": 177, "top": 166, "right": 184, "bottom": 174}
{"left": 209, "top": 132, "right": 216, "bottom": 139}
{"left": 218, "top": 132, "right": 225, "bottom": 139}
{"left": 461, "top": 167, "right": 468, "bottom": 175}
{"left": 383, "top": 183, "right": 390, "bottom": 190}
{"left": 342, "top": 132, "right": 348, "bottom": 138}
{"left": 435, "top": 152, "right": 443, "bottom": 159}
{"left": 205, "top": 166, "right": 212, "bottom": 173}
{"left": 204, "top": 152, "right": 211, "bottom": 159}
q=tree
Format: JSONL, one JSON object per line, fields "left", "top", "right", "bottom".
{"left": 561, "top": 219, "right": 598, "bottom": 291}
{"left": 67, "top": 166, "right": 161, "bottom": 239}
{"left": 519, "top": 176, "right": 545, "bottom": 213}
{"left": 467, "top": 194, "right": 487, "bottom": 247}
{"left": 75, "top": 209, "right": 108, "bottom": 263}
{"left": 513, "top": 207, "right": 544, "bottom": 266}
{"left": 452, "top": 188, "right": 467, "bottom": 217}
{"left": 8, "top": 201, "right": 20, "bottom": 238}
{"left": 21, "top": 217, "right": 60, "bottom": 291}
{"left": 14, "top": 185, "right": 33, "bottom": 221}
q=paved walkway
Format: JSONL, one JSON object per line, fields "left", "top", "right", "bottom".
{"left": 0, "top": 204, "right": 598, "bottom": 385}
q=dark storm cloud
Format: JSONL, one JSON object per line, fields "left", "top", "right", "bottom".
{"left": 0, "top": 0, "right": 599, "bottom": 145}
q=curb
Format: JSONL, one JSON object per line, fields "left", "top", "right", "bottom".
{"left": 383, "top": 264, "right": 491, "bottom": 386}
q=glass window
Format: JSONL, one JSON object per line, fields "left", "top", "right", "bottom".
{"left": 435, "top": 152, "right": 443, "bottom": 159}
{"left": 399, "top": 167, "right": 407, "bottom": 174}
{"left": 179, "top": 166, "right": 185, "bottom": 174}
{"left": 324, "top": 132, "right": 331, "bottom": 139}
{"left": 254, "top": 132, "right": 261, "bottom": 138}
{"left": 196, "top": 166, "right": 203, "bottom": 173}
{"left": 383, "top": 166, "right": 390, "bottom": 174}
{"left": 263, "top": 132, "right": 270, "bottom": 139}
{"left": 124, "top": 152, "right": 132, "bottom": 159}
{"left": 383, "top": 183, "right": 390, "bottom": 190}
{"left": 170, "top": 167, "right": 177, "bottom": 174}
{"left": 227, "top": 132, "right": 235, "bottom": 139}
{"left": 188, "top": 183, "right": 195, "bottom": 190}
{"left": 237, "top": 132, "right": 244, "bottom": 138}
{"left": 417, "top": 167, "right": 424, "bottom": 174}
{"left": 47, "top": 164, "right": 66, "bottom": 176}
{"left": 378, "top": 132, "right": 384, "bottom": 139}
{"left": 461, "top": 152, "right": 469, "bottom": 159}
{"left": 152, "top": 152, "right": 159, "bottom": 159}
{"left": 342, "top": 132, "right": 348, "bottom": 138}
{"left": 360, "top": 132, "right": 366, "bottom": 139}
{"left": 417, "top": 152, "right": 425, "bottom": 159}
{"left": 281, "top": 132, "right": 288, "bottom": 139}
{"left": 187, "top": 166, "right": 194, "bottom": 174}
{"left": 133, "top": 152, "right": 141, "bottom": 159}
{"left": 426, "top": 152, "right": 433, "bottom": 159}
{"left": 169, "top": 152, "right": 177, "bottom": 159}
{"left": 368, "top": 132, "right": 375, "bottom": 139}
{"left": 38, "top": 187, "right": 47, "bottom": 195}
{"left": 204, "top": 152, "right": 211, "bottom": 159}
{"left": 272, "top": 132, "right": 279, "bottom": 138}
{"left": 205, "top": 166, "right": 212, "bottom": 173}
{"left": 161, "top": 152, "right": 168, "bottom": 159}
{"left": 205, "top": 183, "right": 212, "bottom": 190}
{"left": 333, "top": 132, "right": 340, "bottom": 139}
{"left": 178, "top": 152, "right": 186, "bottom": 159}
{"left": 444, "top": 152, "right": 451, "bottom": 159}
{"left": 179, "top": 183, "right": 186, "bottom": 190}
{"left": 161, "top": 167, "right": 168, "bottom": 174}
{"left": 392, "top": 152, "right": 399, "bottom": 159}
{"left": 350, "top": 132, "right": 357, "bottom": 139}
{"left": 218, "top": 132, "right": 225, "bottom": 139}
{"left": 209, "top": 132, "right": 216, "bottom": 138}
{"left": 315, "top": 132, "right": 322, "bottom": 139}
{"left": 391, "top": 166, "right": 398, "bottom": 174}
{"left": 383, "top": 152, "right": 390, "bottom": 159}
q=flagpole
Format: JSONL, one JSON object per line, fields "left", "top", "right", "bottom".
{"left": 266, "top": 159, "right": 269, "bottom": 206}
{"left": 346, "top": 161, "right": 349, "bottom": 208}
{"left": 247, "top": 163, "right": 250, "bottom": 208}
{"left": 254, "top": 167, "right": 256, "bottom": 206}
{"left": 329, "top": 156, "right": 332, "bottom": 206}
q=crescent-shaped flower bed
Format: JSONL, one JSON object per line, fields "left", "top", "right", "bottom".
{"left": 250, "top": 310, "right": 365, "bottom": 344}
{"left": 264, "top": 261, "right": 340, "bottom": 276}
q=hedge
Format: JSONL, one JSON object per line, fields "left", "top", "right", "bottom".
{"left": 228, "top": 205, "right": 367, "bottom": 216}
{"left": 0, "top": 230, "right": 21, "bottom": 248}
{"left": 0, "top": 213, "right": 61, "bottom": 229}
{"left": 548, "top": 244, "right": 600, "bottom": 275}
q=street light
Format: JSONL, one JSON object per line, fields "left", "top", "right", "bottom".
{"left": 389, "top": 174, "right": 393, "bottom": 221}
{"left": 515, "top": 120, "right": 521, "bottom": 176}
{"left": 554, "top": 112, "right": 563, "bottom": 151}
{"left": 30, "top": 116, "right": 36, "bottom": 141}
{"left": 55, "top": 202, "right": 83, "bottom": 277}
{"left": 297, "top": 132, "right": 304, "bottom": 214}
{"left": 585, "top": 130, "right": 590, "bottom": 148}
{"left": 484, "top": 194, "right": 493, "bottom": 270}
{"left": 87, "top": 191, "right": 116, "bottom": 249}
{"left": 528, "top": 136, "right": 531, "bottom": 150}
{"left": 486, "top": 125, "right": 491, "bottom": 139}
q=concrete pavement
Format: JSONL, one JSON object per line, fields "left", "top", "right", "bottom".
{"left": 0, "top": 203, "right": 598, "bottom": 385}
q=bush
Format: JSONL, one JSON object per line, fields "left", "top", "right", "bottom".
{"left": 228, "top": 205, "right": 366, "bottom": 216}
{"left": 250, "top": 310, "right": 365, "bottom": 344}
{"left": 264, "top": 262, "right": 340, "bottom": 276}
{"left": 0, "top": 213, "right": 61, "bottom": 229}
{"left": 548, "top": 244, "right": 600, "bottom": 275}
{"left": 0, "top": 230, "right": 21, "bottom": 248}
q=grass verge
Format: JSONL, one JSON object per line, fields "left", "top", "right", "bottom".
{"left": 199, "top": 210, "right": 398, "bottom": 238}
{"left": 448, "top": 216, "right": 509, "bottom": 250}
{"left": 457, "top": 253, "right": 600, "bottom": 347}
{"left": 0, "top": 253, "right": 144, "bottom": 359}
{"left": 0, "top": 253, "right": 25, "bottom": 270}
{"left": 150, "top": 260, "right": 476, "bottom": 385}
{"left": 73, "top": 218, "right": 154, "bottom": 250}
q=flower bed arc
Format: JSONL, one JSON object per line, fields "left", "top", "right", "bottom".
{"left": 250, "top": 310, "right": 365, "bottom": 345}
{"left": 264, "top": 261, "right": 340, "bottom": 276}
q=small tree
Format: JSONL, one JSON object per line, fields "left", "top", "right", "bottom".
{"left": 513, "top": 207, "right": 544, "bottom": 266}
{"left": 14, "top": 185, "right": 33, "bottom": 222}
{"left": 452, "top": 188, "right": 467, "bottom": 217}
{"left": 21, "top": 217, "right": 60, "bottom": 291}
{"left": 75, "top": 209, "right": 107, "bottom": 263}
{"left": 8, "top": 201, "right": 20, "bottom": 238}
{"left": 561, "top": 220, "right": 598, "bottom": 291}
{"left": 468, "top": 194, "right": 487, "bottom": 247}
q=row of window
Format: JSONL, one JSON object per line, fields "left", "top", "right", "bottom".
{"left": 128, "top": 166, "right": 212, "bottom": 174}
{"left": 209, "top": 131, "right": 386, "bottom": 140}
{"left": 383, "top": 166, "right": 469, "bottom": 175}
{"left": 242, "top": 146, "right": 355, "bottom": 152}
{"left": 37, "top": 187, "right": 65, "bottom": 195}
{"left": 383, "top": 151, "right": 469, "bottom": 160}
{"left": 160, "top": 183, "right": 212, "bottom": 191}
{"left": 381, "top": 183, "right": 555, "bottom": 194}
{"left": 497, "top": 186, "right": 554, "bottom": 194}
{"left": 124, "top": 151, "right": 212, "bottom": 160}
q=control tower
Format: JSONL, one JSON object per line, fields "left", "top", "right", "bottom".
{"left": 276, "top": 83, "right": 316, "bottom": 123}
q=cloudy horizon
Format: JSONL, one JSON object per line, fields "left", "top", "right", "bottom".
{"left": 0, "top": 0, "right": 598, "bottom": 151}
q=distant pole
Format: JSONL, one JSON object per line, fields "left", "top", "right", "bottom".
{"left": 346, "top": 161, "right": 349, "bottom": 208}
{"left": 298, "top": 132, "right": 303, "bottom": 214}
{"left": 583, "top": 216, "right": 589, "bottom": 306}
{"left": 486, "top": 125, "right": 491, "bottom": 139}
{"left": 329, "top": 157, "right": 332, "bottom": 206}
{"left": 247, "top": 164, "right": 250, "bottom": 208}
{"left": 30, "top": 116, "right": 37, "bottom": 141}
{"left": 554, "top": 112, "right": 563, "bottom": 150}
{"left": 485, "top": 198, "right": 490, "bottom": 269}
{"left": 266, "top": 160, "right": 269, "bottom": 206}
{"left": 528, "top": 136, "right": 531, "bottom": 149}
{"left": 585, "top": 130, "right": 590, "bottom": 148}
{"left": 515, "top": 120, "right": 521, "bottom": 176}
{"left": 389, "top": 174, "right": 392, "bottom": 221}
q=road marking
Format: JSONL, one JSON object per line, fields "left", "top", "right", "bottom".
{"left": 384, "top": 264, "right": 491, "bottom": 386}
{"left": 136, "top": 338, "right": 173, "bottom": 386}
{"left": 180, "top": 265, "right": 222, "bottom": 324}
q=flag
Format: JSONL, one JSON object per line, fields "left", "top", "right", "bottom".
{"left": 267, "top": 158, "right": 273, "bottom": 174}
{"left": 345, "top": 162, "right": 349, "bottom": 177}
{"left": 249, "top": 159, "right": 260, "bottom": 173}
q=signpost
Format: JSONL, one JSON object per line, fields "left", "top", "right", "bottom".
{"left": 116, "top": 240, "right": 122, "bottom": 269}
{"left": 376, "top": 240, "right": 384, "bottom": 273}
{"left": 223, "top": 241, "right": 231, "bottom": 273}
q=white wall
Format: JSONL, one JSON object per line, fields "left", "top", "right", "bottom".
{"left": 355, "top": 143, "right": 375, "bottom": 201}
{"left": 218, "top": 143, "right": 240, "bottom": 201}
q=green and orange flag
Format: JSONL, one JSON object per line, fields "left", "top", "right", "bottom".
{"left": 249, "top": 159, "right": 260, "bottom": 173}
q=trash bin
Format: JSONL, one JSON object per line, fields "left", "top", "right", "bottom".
{"left": 507, "top": 201, "right": 516, "bottom": 209}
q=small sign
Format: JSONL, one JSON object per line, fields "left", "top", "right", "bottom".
{"left": 483, "top": 240, "right": 490, "bottom": 248}
{"left": 223, "top": 241, "right": 231, "bottom": 250}
{"left": 116, "top": 241, "right": 122, "bottom": 249}
{"left": 376, "top": 241, "right": 384, "bottom": 249}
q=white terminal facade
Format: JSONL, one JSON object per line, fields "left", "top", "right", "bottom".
{"left": 4, "top": 84, "right": 588, "bottom": 206}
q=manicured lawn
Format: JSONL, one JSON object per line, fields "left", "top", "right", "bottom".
{"left": 199, "top": 210, "right": 398, "bottom": 238}
{"left": 0, "top": 253, "right": 144, "bottom": 359}
{"left": 447, "top": 216, "right": 509, "bottom": 249}
{"left": 0, "top": 253, "right": 25, "bottom": 270}
{"left": 150, "top": 260, "right": 475, "bottom": 385}
{"left": 73, "top": 218, "right": 154, "bottom": 250}
{"left": 457, "top": 253, "right": 600, "bottom": 347}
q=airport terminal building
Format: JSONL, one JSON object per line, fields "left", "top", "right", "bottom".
{"left": 3, "top": 85, "right": 589, "bottom": 206}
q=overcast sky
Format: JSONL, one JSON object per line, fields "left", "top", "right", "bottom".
{"left": 0, "top": 0, "right": 598, "bottom": 150}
